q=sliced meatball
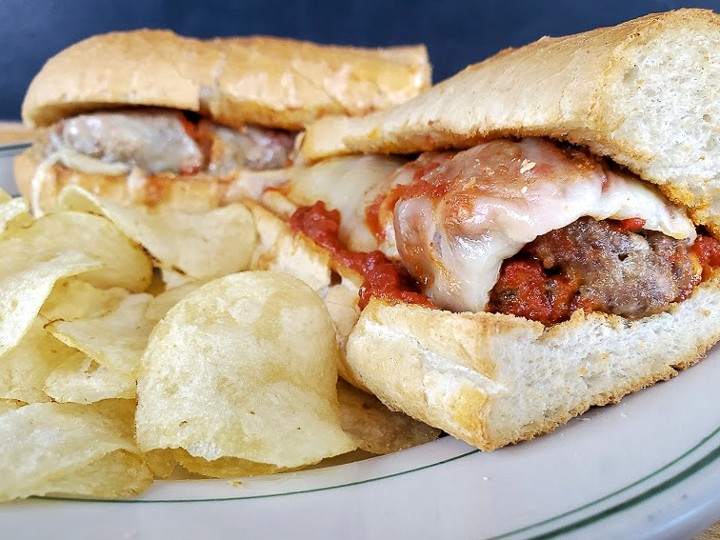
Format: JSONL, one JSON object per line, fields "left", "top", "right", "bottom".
{"left": 53, "top": 109, "right": 297, "bottom": 176}
{"left": 489, "top": 218, "right": 699, "bottom": 322}
{"left": 54, "top": 110, "right": 204, "bottom": 174}
{"left": 202, "top": 122, "right": 296, "bottom": 174}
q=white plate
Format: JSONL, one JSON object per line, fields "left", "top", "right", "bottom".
{"left": 0, "top": 142, "right": 28, "bottom": 195}
{"left": 1, "top": 143, "right": 719, "bottom": 539}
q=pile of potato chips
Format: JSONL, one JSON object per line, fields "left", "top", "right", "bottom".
{"left": 0, "top": 185, "right": 439, "bottom": 501}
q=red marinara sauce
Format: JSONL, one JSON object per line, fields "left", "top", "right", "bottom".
{"left": 691, "top": 234, "right": 720, "bottom": 279}
{"left": 489, "top": 228, "right": 720, "bottom": 325}
{"left": 289, "top": 202, "right": 434, "bottom": 309}
{"left": 488, "top": 258, "right": 580, "bottom": 325}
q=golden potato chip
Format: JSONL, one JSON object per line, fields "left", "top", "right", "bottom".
{"left": 0, "top": 211, "right": 152, "bottom": 292}
{"left": 136, "top": 271, "right": 356, "bottom": 469}
{"left": 59, "top": 185, "right": 257, "bottom": 279}
{"left": 145, "top": 268, "right": 167, "bottom": 296}
{"left": 0, "top": 400, "right": 151, "bottom": 500}
{"left": 0, "top": 399, "right": 24, "bottom": 415}
{"left": 159, "top": 267, "right": 196, "bottom": 289}
{"left": 337, "top": 379, "right": 442, "bottom": 454}
{"left": 46, "top": 293, "right": 154, "bottom": 377}
{"left": 0, "top": 318, "right": 81, "bottom": 403}
{"left": 174, "top": 449, "right": 280, "bottom": 478}
{"left": 92, "top": 398, "right": 138, "bottom": 434}
{"left": 0, "top": 196, "right": 33, "bottom": 234}
{"left": 0, "top": 251, "right": 102, "bottom": 356}
{"left": 40, "top": 448, "right": 153, "bottom": 499}
{"left": 45, "top": 355, "right": 136, "bottom": 403}
{"left": 144, "top": 280, "right": 207, "bottom": 322}
{"left": 142, "top": 449, "right": 178, "bottom": 479}
{"left": 41, "top": 278, "right": 130, "bottom": 322}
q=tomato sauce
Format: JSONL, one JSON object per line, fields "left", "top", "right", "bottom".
{"left": 178, "top": 112, "right": 210, "bottom": 175}
{"left": 490, "top": 230, "right": 720, "bottom": 325}
{"left": 365, "top": 152, "right": 450, "bottom": 243}
{"left": 290, "top": 202, "right": 434, "bottom": 309}
{"left": 487, "top": 258, "right": 580, "bottom": 324}
{"left": 364, "top": 192, "right": 386, "bottom": 241}
{"left": 691, "top": 234, "right": 720, "bottom": 279}
{"left": 614, "top": 218, "right": 646, "bottom": 233}
{"left": 290, "top": 200, "right": 720, "bottom": 321}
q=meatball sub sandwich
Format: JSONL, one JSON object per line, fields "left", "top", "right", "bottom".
{"left": 250, "top": 9, "right": 720, "bottom": 450}
{"left": 15, "top": 30, "right": 430, "bottom": 214}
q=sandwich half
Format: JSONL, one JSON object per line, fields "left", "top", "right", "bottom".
{"left": 250, "top": 8, "right": 720, "bottom": 450}
{"left": 15, "top": 29, "right": 430, "bottom": 214}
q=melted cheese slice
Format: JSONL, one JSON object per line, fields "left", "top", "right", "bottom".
{"left": 392, "top": 138, "right": 696, "bottom": 312}
{"left": 284, "top": 138, "right": 696, "bottom": 313}
{"left": 56, "top": 111, "right": 203, "bottom": 174}
{"left": 285, "top": 155, "right": 406, "bottom": 252}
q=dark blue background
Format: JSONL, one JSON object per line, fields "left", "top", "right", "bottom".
{"left": 2, "top": 0, "right": 719, "bottom": 120}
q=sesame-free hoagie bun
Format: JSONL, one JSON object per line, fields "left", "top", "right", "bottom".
{"left": 302, "top": 9, "right": 720, "bottom": 234}
{"left": 16, "top": 30, "right": 430, "bottom": 214}
{"left": 22, "top": 30, "right": 431, "bottom": 131}
{"left": 248, "top": 9, "right": 720, "bottom": 450}
{"left": 347, "top": 281, "right": 720, "bottom": 450}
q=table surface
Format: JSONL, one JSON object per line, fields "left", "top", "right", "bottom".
{"left": 0, "top": 122, "right": 42, "bottom": 144}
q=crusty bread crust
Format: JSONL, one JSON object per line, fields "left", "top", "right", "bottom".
{"left": 249, "top": 9, "right": 720, "bottom": 451}
{"left": 346, "top": 275, "right": 720, "bottom": 450}
{"left": 244, "top": 186, "right": 720, "bottom": 451}
{"left": 22, "top": 30, "right": 431, "bottom": 131}
{"left": 302, "top": 9, "right": 720, "bottom": 233}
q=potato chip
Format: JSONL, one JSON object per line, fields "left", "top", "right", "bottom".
{"left": 45, "top": 355, "right": 136, "bottom": 403}
{"left": 0, "top": 196, "right": 33, "bottom": 234}
{"left": 59, "top": 185, "right": 257, "bottom": 279}
{"left": 0, "top": 211, "right": 152, "bottom": 292}
{"left": 159, "top": 267, "right": 197, "bottom": 289}
{"left": 144, "top": 280, "right": 207, "bottom": 322}
{"left": 92, "top": 398, "right": 138, "bottom": 436}
{"left": 46, "top": 293, "right": 154, "bottom": 377}
{"left": 0, "top": 400, "right": 152, "bottom": 500}
{"left": 0, "top": 190, "right": 33, "bottom": 232}
{"left": 142, "top": 449, "right": 178, "bottom": 479}
{"left": 41, "top": 278, "right": 130, "bottom": 322}
{"left": 174, "top": 449, "right": 280, "bottom": 478}
{"left": 337, "top": 379, "right": 442, "bottom": 454}
{"left": 145, "top": 267, "right": 167, "bottom": 295}
{"left": 0, "top": 399, "right": 24, "bottom": 415}
{"left": 136, "top": 271, "right": 356, "bottom": 469}
{"left": 0, "top": 251, "right": 102, "bottom": 356}
{"left": 323, "top": 281, "right": 367, "bottom": 388}
{"left": 0, "top": 318, "right": 81, "bottom": 403}
{"left": 40, "top": 448, "right": 153, "bottom": 499}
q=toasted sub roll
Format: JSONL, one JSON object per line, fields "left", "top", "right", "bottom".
{"left": 249, "top": 9, "right": 720, "bottom": 450}
{"left": 303, "top": 9, "right": 720, "bottom": 235}
{"left": 349, "top": 281, "right": 720, "bottom": 450}
{"left": 15, "top": 30, "right": 430, "bottom": 213}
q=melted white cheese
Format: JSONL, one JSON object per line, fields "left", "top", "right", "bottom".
{"left": 29, "top": 148, "right": 130, "bottom": 217}
{"left": 392, "top": 138, "right": 696, "bottom": 312}
{"left": 284, "top": 139, "right": 696, "bottom": 314}
{"left": 56, "top": 111, "right": 203, "bottom": 174}
{"left": 56, "top": 147, "right": 131, "bottom": 176}
{"left": 285, "top": 155, "right": 406, "bottom": 252}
